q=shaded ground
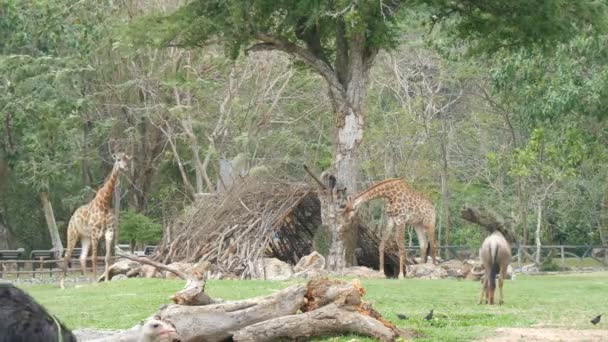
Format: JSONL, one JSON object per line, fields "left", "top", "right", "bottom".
{"left": 74, "top": 329, "right": 122, "bottom": 341}
{"left": 480, "top": 328, "right": 607, "bottom": 341}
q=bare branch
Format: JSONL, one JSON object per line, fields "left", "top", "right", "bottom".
{"left": 116, "top": 250, "right": 189, "bottom": 280}
{"left": 248, "top": 34, "right": 345, "bottom": 96}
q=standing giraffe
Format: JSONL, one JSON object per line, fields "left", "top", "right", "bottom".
{"left": 63, "top": 153, "right": 130, "bottom": 281}
{"left": 345, "top": 178, "right": 437, "bottom": 278}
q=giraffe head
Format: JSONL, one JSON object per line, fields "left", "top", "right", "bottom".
{"left": 112, "top": 152, "right": 131, "bottom": 172}
{"left": 342, "top": 195, "right": 356, "bottom": 220}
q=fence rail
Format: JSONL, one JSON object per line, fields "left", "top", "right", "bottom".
{"left": 1, "top": 244, "right": 606, "bottom": 279}
{"left": 0, "top": 256, "right": 119, "bottom": 278}
{"left": 403, "top": 244, "right": 608, "bottom": 267}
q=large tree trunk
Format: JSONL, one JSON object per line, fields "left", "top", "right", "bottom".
{"left": 439, "top": 115, "right": 451, "bottom": 254}
{"left": 323, "top": 89, "right": 365, "bottom": 270}
{"left": 39, "top": 192, "right": 63, "bottom": 258}
{"left": 0, "top": 220, "right": 12, "bottom": 250}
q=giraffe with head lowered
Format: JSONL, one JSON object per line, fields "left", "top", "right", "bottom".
{"left": 345, "top": 178, "right": 437, "bottom": 278}
{"left": 63, "top": 153, "right": 130, "bottom": 281}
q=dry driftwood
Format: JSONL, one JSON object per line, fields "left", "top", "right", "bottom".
{"left": 234, "top": 278, "right": 405, "bottom": 341}
{"left": 157, "top": 284, "right": 308, "bottom": 342}
{"left": 460, "top": 207, "right": 517, "bottom": 243}
{"left": 89, "top": 278, "right": 406, "bottom": 342}
{"left": 233, "top": 303, "right": 399, "bottom": 342}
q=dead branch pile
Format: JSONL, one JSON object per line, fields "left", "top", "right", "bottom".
{"left": 153, "top": 176, "right": 321, "bottom": 278}
{"left": 89, "top": 277, "right": 412, "bottom": 342}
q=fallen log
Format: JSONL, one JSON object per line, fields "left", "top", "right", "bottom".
{"left": 461, "top": 206, "right": 536, "bottom": 262}
{"left": 233, "top": 303, "right": 400, "bottom": 342}
{"left": 157, "top": 284, "right": 308, "bottom": 342}
{"left": 88, "top": 278, "right": 409, "bottom": 342}
{"left": 460, "top": 207, "right": 517, "bottom": 243}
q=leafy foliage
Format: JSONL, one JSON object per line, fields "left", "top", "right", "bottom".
{"left": 120, "top": 211, "right": 163, "bottom": 245}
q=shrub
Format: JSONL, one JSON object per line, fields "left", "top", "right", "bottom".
{"left": 120, "top": 211, "right": 163, "bottom": 245}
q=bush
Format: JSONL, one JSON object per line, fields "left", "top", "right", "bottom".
{"left": 120, "top": 211, "right": 163, "bottom": 245}
{"left": 540, "top": 252, "right": 570, "bottom": 272}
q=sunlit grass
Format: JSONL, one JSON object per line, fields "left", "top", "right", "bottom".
{"left": 19, "top": 272, "right": 608, "bottom": 341}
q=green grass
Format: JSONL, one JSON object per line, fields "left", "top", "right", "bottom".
{"left": 19, "top": 272, "right": 608, "bottom": 341}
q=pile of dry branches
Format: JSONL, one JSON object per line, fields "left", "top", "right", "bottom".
{"left": 153, "top": 176, "right": 321, "bottom": 278}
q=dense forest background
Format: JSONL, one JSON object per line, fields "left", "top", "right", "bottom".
{"left": 1, "top": 0, "right": 607, "bottom": 255}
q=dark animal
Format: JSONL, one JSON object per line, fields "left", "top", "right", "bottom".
{"left": 591, "top": 315, "right": 602, "bottom": 325}
{"left": 479, "top": 231, "right": 511, "bottom": 305}
{"left": 396, "top": 313, "right": 408, "bottom": 320}
{"left": 0, "top": 284, "right": 76, "bottom": 342}
{"left": 424, "top": 309, "right": 434, "bottom": 321}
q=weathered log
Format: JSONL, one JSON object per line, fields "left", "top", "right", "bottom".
{"left": 460, "top": 207, "right": 517, "bottom": 243}
{"left": 302, "top": 277, "right": 364, "bottom": 312}
{"left": 233, "top": 303, "right": 401, "bottom": 342}
{"left": 157, "top": 284, "right": 308, "bottom": 342}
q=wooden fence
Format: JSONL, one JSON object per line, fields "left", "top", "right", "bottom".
{"left": 402, "top": 244, "right": 608, "bottom": 267}
{"left": 0, "top": 256, "right": 119, "bottom": 278}
{"left": 1, "top": 244, "right": 606, "bottom": 279}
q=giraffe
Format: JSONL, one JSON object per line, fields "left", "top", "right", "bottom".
{"left": 345, "top": 178, "right": 437, "bottom": 278}
{"left": 63, "top": 153, "right": 130, "bottom": 281}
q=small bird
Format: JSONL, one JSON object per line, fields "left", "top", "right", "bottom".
{"left": 591, "top": 315, "right": 602, "bottom": 325}
{"left": 424, "top": 309, "right": 434, "bottom": 321}
{"left": 396, "top": 313, "right": 408, "bottom": 320}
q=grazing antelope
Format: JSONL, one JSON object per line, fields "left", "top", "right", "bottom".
{"left": 479, "top": 231, "right": 511, "bottom": 305}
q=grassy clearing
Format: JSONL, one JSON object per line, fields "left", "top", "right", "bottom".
{"left": 20, "top": 272, "right": 608, "bottom": 341}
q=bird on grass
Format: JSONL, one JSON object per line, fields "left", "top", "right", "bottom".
{"left": 424, "top": 309, "right": 434, "bottom": 321}
{"left": 396, "top": 313, "right": 408, "bottom": 320}
{"left": 590, "top": 315, "right": 602, "bottom": 325}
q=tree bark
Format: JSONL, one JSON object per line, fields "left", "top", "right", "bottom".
{"left": 249, "top": 30, "right": 376, "bottom": 271}
{"left": 535, "top": 201, "right": 542, "bottom": 265}
{"left": 0, "top": 220, "right": 12, "bottom": 250}
{"left": 439, "top": 115, "right": 451, "bottom": 254}
{"left": 157, "top": 284, "right": 307, "bottom": 342}
{"left": 39, "top": 192, "right": 63, "bottom": 258}
{"left": 233, "top": 303, "right": 400, "bottom": 342}
{"left": 460, "top": 207, "right": 518, "bottom": 244}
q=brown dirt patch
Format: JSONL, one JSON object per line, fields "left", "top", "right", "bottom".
{"left": 480, "top": 328, "right": 607, "bottom": 341}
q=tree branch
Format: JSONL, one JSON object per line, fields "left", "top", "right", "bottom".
{"left": 248, "top": 33, "right": 344, "bottom": 96}
{"left": 116, "top": 251, "right": 189, "bottom": 280}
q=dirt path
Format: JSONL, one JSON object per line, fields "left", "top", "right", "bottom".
{"left": 480, "top": 328, "right": 607, "bottom": 341}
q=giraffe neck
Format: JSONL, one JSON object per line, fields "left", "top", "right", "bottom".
{"left": 93, "top": 165, "right": 120, "bottom": 211}
{"left": 352, "top": 178, "right": 403, "bottom": 209}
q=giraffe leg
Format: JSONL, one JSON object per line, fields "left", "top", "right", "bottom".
{"left": 378, "top": 239, "right": 386, "bottom": 275}
{"left": 425, "top": 223, "right": 437, "bottom": 265}
{"left": 63, "top": 224, "right": 78, "bottom": 277}
{"left": 79, "top": 238, "right": 91, "bottom": 276}
{"left": 90, "top": 237, "right": 98, "bottom": 281}
{"left": 104, "top": 226, "right": 115, "bottom": 282}
{"left": 396, "top": 223, "right": 406, "bottom": 279}
{"left": 379, "top": 218, "right": 394, "bottom": 275}
{"left": 414, "top": 225, "right": 428, "bottom": 264}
